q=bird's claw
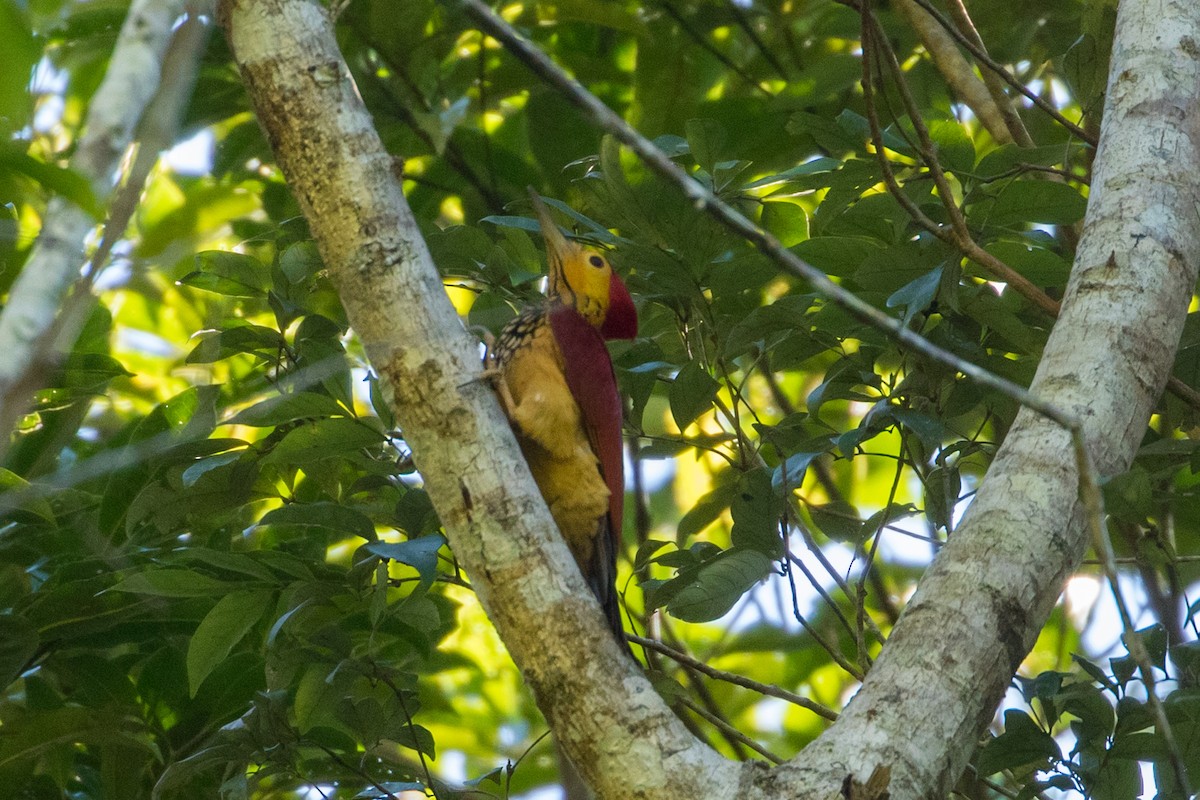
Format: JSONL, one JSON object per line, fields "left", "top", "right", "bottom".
{"left": 463, "top": 326, "right": 516, "bottom": 415}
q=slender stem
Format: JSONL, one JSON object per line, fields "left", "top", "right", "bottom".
{"left": 629, "top": 635, "right": 838, "bottom": 721}
{"left": 1080, "top": 438, "right": 1192, "bottom": 797}
{"left": 886, "top": 0, "right": 1096, "bottom": 146}
{"left": 678, "top": 696, "right": 785, "bottom": 764}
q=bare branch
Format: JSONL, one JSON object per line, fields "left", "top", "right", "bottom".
{"left": 629, "top": 634, "right": 839, "bottom": 722}
{"left": 0, "top": 0, "right": 195, "bottom": 458}
{"left": 890, "top": 0, "right": 1017, "bottom": 144}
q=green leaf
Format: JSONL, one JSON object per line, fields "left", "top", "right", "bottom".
{"left": 1156, "top": 689, "right": 1200, "bottom": 797}
{"left": 186, "top": 323, "right": 286, "bottom": 364}
{"left": 792, "top": 236, "right": 882, "bottom": 278}
{"left": 983, "top": 239, "right": 1071, "bottom": 287}
{"left": 181, "top": 451, "right": 243, "bottom": 488}
{"left": 761, "top": 200, "right": 808, "bottom": 248}
{"left": 977, "top": 710, "right": 1061, "bottom": 774}
{"left": 366, "top": 535, "right": 446, "bottom": 587}
{"left": 0, "top": 144, "right": 102, "bottom": 217}
{"left": 974, "top": 143, "right": 1073, "bottom": 178}
{"left": 730, "top": 469, "right": 782, "bottom": 555}
{"left": 886, "top": 266, "right": 943, "bottom": 324}
{"left": 392, "top": 722, "right": 437, "bottom": 758}
{"left": 187, "top": 590, "right": 271, "bottom": 696}
{"left": 1122, "top": 623, "right": 1167, "bottom": 669}
{"left": 1072, "top": 653, "right": 1117, "bottom": 692}
{"left": 1062, "top": 33, "right": 1109, "bottom": 111}
{"left": 677, "top": 481, "right": 738, "bottom": 541}
{"left": 110, "top": 569, "right": 233, "bottom": 597}
{"left": 229, "top": 392, "right": 349, "bottom": 427}
{"left": 888, "top": 407, "right": 949, "bottom": 452}
{"left": 263, "top": 418, "right": 383, "bottom": 465}
{"left": 669, "top": 362, "right": 719, "bottom": 430}
{"left": 923, "top": 465, "right": 961, "bottom": 532}
{"left": 259, "top": 502, "right": 377, "bottom": 540}
{"left": 179, "top": 251, "right": 269, "bottom": 297}
{"left": 810, "top": 502, "right": 863, "bottom": 542}
{"left": 0, "top": 614, "right": 38, "bottom": 688}
{"left": 743, "top": 158, "right": 842, "bottom": 191}
{"left": 926, "top": 119, "right": 975, "bottom": 175}
{"left": 634, "top": 539, "right": 672, "bottom": 571}
{"left": 978, "top": 180, "right": 1087, "bottom": 227}
{"left": 61, "top": 353, "right": 133, "bottom": 388}
{"left": 0, "top": 468, "right": 56, "bottom": 525}
{"left": 1108, "top": 731, "right": 1169, "bottom": 761}
{"left": 0, "top": 5, "right": 37, "bottom": 138}
{"left": 395, "top": 489, "right": 439, "bottom": 536}
{"left": 685, "top": 118, "right": 726, "bottom": 175}
{"left": 722, "top": 294, "right": 816, "bottom": 359}
{"left": 279, "top": 241, "right": 323, "bottom": 283}
{"left": 666, "top": 549, "right": 773, "bottom": 622}
{"left": 1172, "top": 640, "right": 1200, "bottom": 686}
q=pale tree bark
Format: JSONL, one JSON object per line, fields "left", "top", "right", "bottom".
{"left": 0, "top": 0, "right": 202, "bottom": 458}
{"left": 218, "top": 2, "right": 735, "bottom": 798}
{"left": 219, "top": 0, "right": 1200, "bottom": 799}
{"left": 890, "top": 0, "right": 1024, "bottom": 145}
{"left": 790, "top": 0, "right": 1200, "bottom": 795}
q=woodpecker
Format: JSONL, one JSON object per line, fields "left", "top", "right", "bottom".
{"left": 488, "top": 191, "right": 637, "bottom": 638}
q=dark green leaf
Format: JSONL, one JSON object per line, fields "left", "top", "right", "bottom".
{"left": 181, "top": 251, "right": 269, "bottom": 297}
{"left": 685, "top": 118, "right": 726, "bottom": 175}
{"left": 259, "top": 502, "right": 377, "bottom": 540}
{"left": 669, "top": 362, "right": 719, "bottom": 430}
{"left": 666, "top": 549, "right": 773, "bottom": 623}
{"left": 886, "top": 266, "right": 943, "bottom": 324}
{"left": 188, "top": 590, "right": 271, "bottom": 696}
{"left": 110, "top": 569, "right": 233, "bottom": 597}
{"left": 810, "top": 502, "right": 863, "bottom": 542}
{"left": 263, "top": 418, "right": 383, "bottom": 465}
{"left": 977, "top": 710, "right": 1061, "bottom": 774}
{"left": 792, "top": 236, "right": 882, "bottom": 278}
{"left": 366, "top": 535, "right": 446, "bottom": 587}
{"left": 0, "top": 614, "right": 38, "bottom": 688}
{"left": 730, "top": 469, "right": 782, "bottom": 555}
{"left": 978, "top": 180, "right": 1087, "bottom": 227}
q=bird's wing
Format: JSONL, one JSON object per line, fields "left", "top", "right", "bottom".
{"left": 548, "top": 307, "right": 624, "bottom": 540}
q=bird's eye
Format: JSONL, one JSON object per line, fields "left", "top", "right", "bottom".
{"left": 588, "top": 255, "right": 605, "bottom": 268}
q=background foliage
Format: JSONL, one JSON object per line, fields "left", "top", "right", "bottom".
{"left": 2, "top": 0, "right": 1199, "bottom": 797}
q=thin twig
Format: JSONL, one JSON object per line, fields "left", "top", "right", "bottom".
{"left": 942, "top": 0, "right": 1034, "bottom": 147}
{"left": 1077, "top": 437, "right": 1192, "bottom": 796}
{"left": 877, "top": 0, "right": 1097, "bottom": 146}
{"left": 853, "top": 448, "right": 906, "bottom": 665}
{"left": 677, "top": 696, "right": 785, "bottom": 764}
{"left": 782, "top": 533, "right": 866, "bottom": 681}
{"left": 629, "top": 634, "right": 839, "bottom": 721}
{"left": 658, "top": 1, "right": 774, "bottom": 98}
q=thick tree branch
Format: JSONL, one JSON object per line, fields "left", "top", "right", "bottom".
{"left": 792, "top": 0, "right": 1200, "bottom": 794}
{"left": 0, "top": 0, "right": 192, "bottom": 459}
{"left": 890, "top": 0, "right": 1018, "bottom": 145}
{"left": 217, "top": 2, "right": 736, "bottom": 798}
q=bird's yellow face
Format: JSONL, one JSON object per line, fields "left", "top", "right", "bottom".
{"left": 530, "top": 193, "right": 619, "bottom": 329}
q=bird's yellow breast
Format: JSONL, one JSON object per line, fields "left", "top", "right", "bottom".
{"left": 494, "top": 311, "right": 611, "bottom": 564}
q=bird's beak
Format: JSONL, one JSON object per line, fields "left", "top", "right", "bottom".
{"left": 529, "top": 190, "right": 571, "bottom": 287}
